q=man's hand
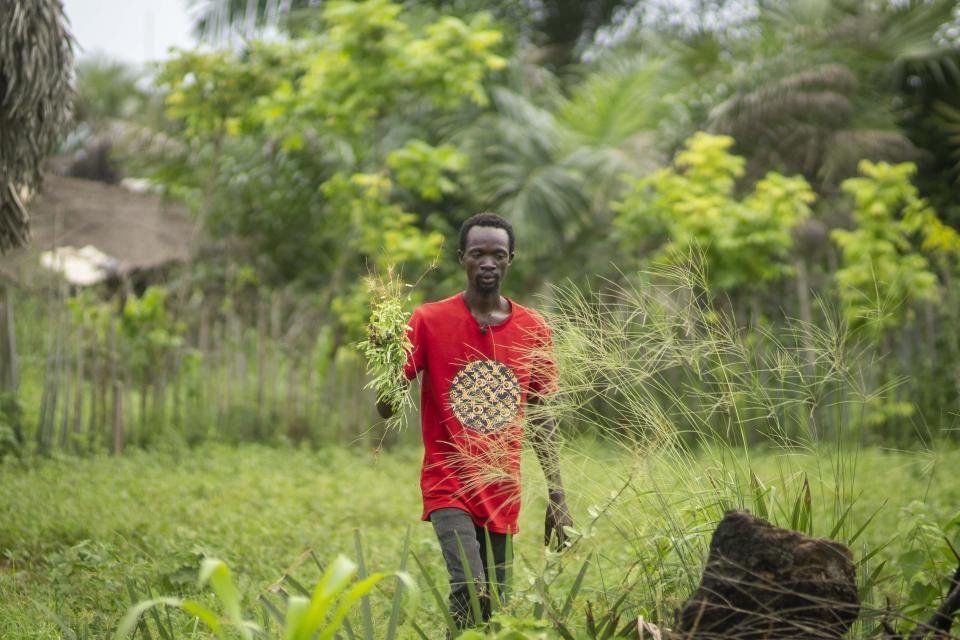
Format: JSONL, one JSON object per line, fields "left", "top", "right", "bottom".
{"left": 376, "top": 395, "right": 395, "bottom": 420}
{"left": 544, "top": 490, "right": 573, "bottom": 551}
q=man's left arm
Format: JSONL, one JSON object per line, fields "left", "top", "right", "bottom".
{"left": 528, "top": 395, "right": 572, "bottom": 550}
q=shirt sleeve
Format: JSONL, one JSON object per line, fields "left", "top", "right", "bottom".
{"left": 403, "top": 307, "right": 426, "bottom": 380}
{"left": 527, "top": 317, "right": 558, "bottom": 399}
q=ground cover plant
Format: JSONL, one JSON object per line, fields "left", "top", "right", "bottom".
{"left": 3, "top": 257, "right": 960, "bottom": 638}
{"left": 1, "top": 441, "right": 958, "bottom": 638}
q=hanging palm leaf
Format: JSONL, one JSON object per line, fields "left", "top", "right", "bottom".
{"left": 188, "top": 0, "right": 314, "bottom": 42}
{"left": 934, "top": 99, "right": 960, "bottom": 182}
{"left": 0, "top": 0, "right": 74, "bottom": 252}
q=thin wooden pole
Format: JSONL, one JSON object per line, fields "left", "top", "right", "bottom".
{"left": 198, "top": 305, "right": 210, "bottom": 417}
{"left": 0, "top": 285, "right": 20, "bottom": 443}
{"left": 73, "top": 323, "right": 84, "bottom": 451}
{"left": 155, "top": 352, "right": 168, "bottom": 431}
{"left": 58, "top": 310, "right": 71, "bottom": 450}
{"left": 235, "top": 314, "right": 247, "bottom": 406}
{"left": 87, "top": 329, "right": 99, "bottom": 451}
{"left": 212, "top": 320, "right": 221, "bottom": 431}
{"left": 110, "top": 318, "right": 123, "bottom": 454}
{"left": 303, "top": 339, "right": 314, "bottom": 422}
{"left": 36, "top": 296, "right": 58, "bottom": 451}
{"left": 270, "top": 295, "right": 281, "bottom": 421}
{"left": 173, "top": 349, "right": 182, "bottom": 430}
{"left": 256, "top": 296, "right": 266, "bottom": 431}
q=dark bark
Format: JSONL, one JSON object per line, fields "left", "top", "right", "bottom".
{"left": 675, "top": 511, "right": 859, "bottom": 639}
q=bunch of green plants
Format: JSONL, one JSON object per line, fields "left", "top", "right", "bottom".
{"left": 150, "top": 0, "right": 496, "bottom": 340}
{"left": 615, "top": 132, "right": 815, "bottom": 294}
{"left": 357, "top": 270, "right": 417, "bottom": 431}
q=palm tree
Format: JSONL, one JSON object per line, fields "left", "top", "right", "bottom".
{"left": 190, "top": 0, "right": 634, "bottom": 66}
{"left": 188, "top": 0, "right": 315, "bottom": 42}
{"left": 451, "top": 53, "right": 676, "bottom": 284}
{"left": 0, "top": 0, "right": 74, "bottom": 252}
{"left": 704, "top": 0, "right": 960, "bottom": 193}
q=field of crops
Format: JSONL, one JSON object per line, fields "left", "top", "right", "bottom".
{"left": 2, "top": 441, "right": 958, "bottom": 638}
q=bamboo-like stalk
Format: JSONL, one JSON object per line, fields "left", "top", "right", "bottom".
{"left": 58, "top": 307, "right": 70, "bottom": 450}
{"left": 198, "top": 305, "right": 210, "bottom": 419}
{"left": 286, "top": 349, "right": 298, "bottom": 436}
{"left": 72, "top": 323, "right": 84, "bottom": 451}
{"left": 222, "top": 316, "right": 233, "bottom": 416}
{"left": 172, "top": 348, "right": 182, "bottom": 430}
{"left": 36, "top": 292, "right": 58, "bottom": 451}
{"left": 214, "top": 320, "right": 225, "bottom": 431}
{"left": 155, "top": 352, "right": 168, "bottom": 430}
{"left": 270, "top": 295, "right": 281, "bottom": 420}
{"left": 303, "top": 340, "right": 314, "bottom": 422}
{"left": 234, "top": 313, "right": 247, "bottom": 403}
{"left": 110, "top": 317, "right": 123, "bottom": 454}
{"left": 87, "top": 327, "right": 99, "bottom": 450}
{"left": 256, "top": 296, "right": 266, "bottom": 429}
{"left": 0, "top": 284, "right": 19, "bottom": 393}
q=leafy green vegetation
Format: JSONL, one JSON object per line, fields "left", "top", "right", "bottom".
{"left": 7, "top": 0, "right": 960, "bottom": 637}
{"left": 358, "top": 269, "right": 419, "bottom": 431}
{"left": 1, "top": 444, "right": 958, "bottom": 638}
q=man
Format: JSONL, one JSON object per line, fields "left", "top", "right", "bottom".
{"left": 377, "top": 212, "right": 572, "bottom": 629}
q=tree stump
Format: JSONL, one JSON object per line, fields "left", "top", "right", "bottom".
{"left": 675, "top": 511, "right": 859, "bottom": 639}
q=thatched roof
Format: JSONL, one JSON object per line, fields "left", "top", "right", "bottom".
{"left": 0, "top": 175, "right": 194, "bottom": 284}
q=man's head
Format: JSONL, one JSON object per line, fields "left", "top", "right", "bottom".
{"left": 458, "top": 213, "right": 514, "bottom": 294}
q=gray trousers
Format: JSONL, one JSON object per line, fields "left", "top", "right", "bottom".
{"left": 429, "top": 507, "right": 509, "bottom": 628}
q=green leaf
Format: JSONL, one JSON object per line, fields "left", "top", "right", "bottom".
{"left": 198, "top": 558, "right": 247, "bottom": 636}
{"left": 283, "top": 596, "right": 310, "bottom": 640}
{"left": 559, "top": 555, "right": 591, "bottom": 621}
{"left": 114, "top": 598, "right": 187, "bottom": 640}
{"left": 318, "top": 573, "right": 402, "bottom": 640}
{"left": 294, "top": 555, "right": 357, "bottom": 640}
{"left": 454, "top": 531, "right": 486, "bottom": 627}
{"left": 354, "top": 529, "right": 375, "bottom": 640}
{"left": 411, "top": 551, "right": 458, "bottom": 633}
{"left": 386, "top": 525, "right": 412, "bottom": 640}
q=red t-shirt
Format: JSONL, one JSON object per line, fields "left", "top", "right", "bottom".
{"left": 404, "top": 293, "right": 556, "bottom": 534}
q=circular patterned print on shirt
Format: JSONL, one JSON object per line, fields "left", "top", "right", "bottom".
{"left": 448, "top": 359, "right": 521, "bottom": 434}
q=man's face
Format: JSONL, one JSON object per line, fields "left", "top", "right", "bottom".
{"left": 459, "top": 226, "right": 513, "bottom": 294}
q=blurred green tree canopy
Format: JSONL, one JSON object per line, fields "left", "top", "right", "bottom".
{"left": 67, "top": 0, "right": 960, "bottom": 428}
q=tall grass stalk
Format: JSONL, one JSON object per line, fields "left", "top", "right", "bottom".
{"left": 507, "top": 258, "right": 937, "bottom": 634}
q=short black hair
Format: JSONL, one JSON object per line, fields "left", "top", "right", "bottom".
{"left": 459, "top": 212, "right": 515, "bottom": 254}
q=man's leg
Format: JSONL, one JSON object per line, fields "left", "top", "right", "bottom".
{"left": 430, "top": 508, "right": 487, "bottom": 628}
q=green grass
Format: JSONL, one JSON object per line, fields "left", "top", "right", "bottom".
{"left": 1, "top": 442, "right": 959, "bottom": 638}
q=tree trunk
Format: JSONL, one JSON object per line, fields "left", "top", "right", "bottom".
{"left": 675, "top": 511, "right": 859, "bottom": 639}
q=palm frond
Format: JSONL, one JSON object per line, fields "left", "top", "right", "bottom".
{"left": 851, "top": 0, "right": 960, "bottom": 86}
{"left": 188, "top": 0, "right": 314, "bottom": 42}
{"left": 933, "top": 99, "right": 960, "bottom": 182}
{"left": 759, "top": 0, "right": 847, "bottom": 33}
{"left": 819, "top": 129, "right": 922, "bottom": 187}
{"left": 708, "top": 64, "right": 857, "bottom": 138}
{"left": 557, "top": 54, "right": 677, "bottom": 148}
{"left": 0, "top": 0, "right": 74, "bottom": 251}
